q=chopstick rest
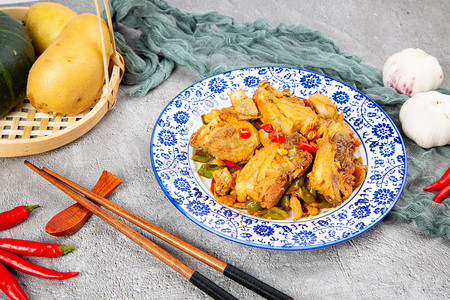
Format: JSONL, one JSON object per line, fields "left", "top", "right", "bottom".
{"left": 25, "top": 161, "right": 293, "bottom": 300}
{"left": 45, "top": 170, "right": 123, "bottom": 236}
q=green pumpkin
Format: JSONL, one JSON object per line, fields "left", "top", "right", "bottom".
{"left": 0, "top": 11, "right": 35, "bottom": 117}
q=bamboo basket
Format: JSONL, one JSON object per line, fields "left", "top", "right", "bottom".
{"left": 0, "top": 1, "right": 124, "bottom": 157}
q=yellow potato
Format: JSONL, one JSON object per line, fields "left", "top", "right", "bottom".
{"left": 23, "top": 2, "right": 78, "bottom": 56}
{"left": 27, "top": 14, "right": 113, "bottom": 116}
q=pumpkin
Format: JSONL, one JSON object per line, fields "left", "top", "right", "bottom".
{"left": 0, "top": 11, "right": 35, "bottom": 117}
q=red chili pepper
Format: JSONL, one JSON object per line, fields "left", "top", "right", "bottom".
{"left": 305, "top": 129, "right": 318, "bottom": 141}
{"left": 0, "top": 239, "right": 76, "bottom": 258}
{"left": 210, "top": 178, "right": 216, "bottom": 194}
{"left": 0, "top": 205, "right": 40, "bottom": 231}
{"left": 302, "top": 98, "right": 308, "bottom": 106}
{"left": 223, "top": 160, "right": 240, "bottom": 169}
{"left": 268, "top": 131, "right": 286, "bottom": 143}
{"left": 261, "top": 123, "right": 274, "bottom": 133}
{"left": 0, "top": 262, "right": 28, "bottom": 300}
{"left": 239, "top": 128, "right": 251, "bottom": 139}
{"left": 0, "top": 249, "right": 79, "bottom": 280}
{"left": 423, "top": 167, "right": 450, "bottom": 192}
{"left": 298, "top": 142, "right": 318, "bottom": 153}
{"left": 432, "top": 184, "right": 450, "bottom": 204}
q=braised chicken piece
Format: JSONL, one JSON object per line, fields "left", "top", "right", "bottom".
{"left": 307, "top": 93, "right": 344, "bottom": 138}
{"left": 212, "top": 168, "right": 234, "bottom": 197}
{"left": 189, "top": 110, "right": 260, "bottom": 163}
{"left": 307, "top": 94, "right": 339, "bottom": 121}
{"left": 235, "top": 133, "right": 313, "bottom": 208}
{"left": 221, "top": 89, "right": 260, "bottom": 120}
{"left": 212, "top": 168, "right": 238, "bottom": 207}
{"left": 307, "top": 120, "right": 362, "bottom": 205}
{"left": 253, "top": 80, "right": 319, "bottom": 135}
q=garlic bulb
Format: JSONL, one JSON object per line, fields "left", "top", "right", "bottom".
{"left": 399, "top": 91, "right": 450, "bottom": 148}
{"left": 383, "top": 48, "right": 443, "bottom": 96}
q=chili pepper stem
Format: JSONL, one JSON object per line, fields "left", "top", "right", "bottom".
{"left": 25, "top": 205, "right": 40, "bottom": 213}
{"left": 60, "top": 245, "right": 76, "bottom": 256}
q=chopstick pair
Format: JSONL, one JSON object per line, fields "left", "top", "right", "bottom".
{"left": 25, "top": 161, "right": 293, "bottom": 300}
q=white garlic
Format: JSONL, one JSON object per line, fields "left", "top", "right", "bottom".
{"left": 383, "top": 48, "right": 443, "bottom": 96}
{"left": 399, "top": 91, "right": 450, "bottom": 148}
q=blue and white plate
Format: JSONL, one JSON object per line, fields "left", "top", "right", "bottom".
{"left": 150, "top": 67, "right": 407, "bottom": 250}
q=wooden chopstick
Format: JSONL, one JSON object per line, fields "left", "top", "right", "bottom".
{"left": 25, "top": 161, "right": 293, "bottom": 300}
{"left": 25, "top": 161, "right": 237, "bottom": 300}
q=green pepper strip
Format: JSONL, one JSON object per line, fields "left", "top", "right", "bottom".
{"left": 246, "top": 200, "right": 262, "bottom": 215}
{"left": 299, "top": 186, "right": 316, "bottom": 204}
{"left": 267, "top": 207, "right": 289, "bottom": 220}
{"left": 286, "top": 176, "right": 305, "bottom": 194}
{"left": 191, "top": 149, "right": 214, "bottom": 163}
{"left": 280, "top": 195, "right": 290, "bottom": 211}
{"left": 197, "top": 164, "right": 221, "bottom": 179}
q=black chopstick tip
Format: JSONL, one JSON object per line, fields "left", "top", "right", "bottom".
{"left": 190, "top": 271, "right": 238, "bottom": 300}
{"left": 223, "top": 264, "right": 293, "bottom": 300}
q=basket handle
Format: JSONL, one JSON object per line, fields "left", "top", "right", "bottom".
{"left": 94, "top": 0, "right": 124, "bottom": 110}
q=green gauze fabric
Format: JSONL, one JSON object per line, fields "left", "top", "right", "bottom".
{"left": 107, "top": 0, "right": 450, "bottom": 237}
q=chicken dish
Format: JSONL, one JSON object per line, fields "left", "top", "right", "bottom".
{"left": 190, "top": 80, "right": 366, "bottom": 221}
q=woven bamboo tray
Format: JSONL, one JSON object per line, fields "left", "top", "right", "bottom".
{"left": 0, "top": 3, "right": 124, "bottom": 157}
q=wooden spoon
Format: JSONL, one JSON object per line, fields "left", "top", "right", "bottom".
{"left": 45, "top": 170, "right": 123, "bottom": 236}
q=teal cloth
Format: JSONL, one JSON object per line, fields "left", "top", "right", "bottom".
{"left": 106, "top": 0, "right": 450, "bottom": 237}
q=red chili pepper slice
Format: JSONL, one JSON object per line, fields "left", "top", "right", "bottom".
{"left": 210, "top": 178, "right": 216, "bottom": 194}
{"left": 0, "top": 249, "right": 79, "bottom": 280}
{"left": 0, "top": 205, "right": 40, "bottom": 231}
{"left": 423, "top": 167, "right": 450, "bottom": 192}
{"left": 0, "top": 262, "right": 28, "bottom": 300}
{"left": 239, "top": 128, "right": 251, "bottom": 139}
{"left": 0, "top": 239, "right": 75, "bottom": 258}
{"left": 223, "top": 160, "right": 240, "bottom": 169}
{"left": 302, "top": 98, "right": 308, "bottom": 106}
{"left": 305, "top": 129, "right": 318, "bottom": 141}
{"left": 261, "top": 123, "right": 274, "bottom": 133}
{"left": 432, "top": 184, "right": 450, "bottom": 204}
{"left": 268, "top": 131, "right": 286, "bottom": 143}
{"left": 298, "top": 142, "right": 318, "bottom": 153}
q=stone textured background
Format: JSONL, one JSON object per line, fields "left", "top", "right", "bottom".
{"left": 1, "top": 0, "right": 449, "bottom": 299}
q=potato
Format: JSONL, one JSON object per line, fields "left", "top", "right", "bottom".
{"left": 23, "top": 2, "right": 78, "bottom": 56}
{"left": 27, "top": 14, "right": 113, "bottom": 116}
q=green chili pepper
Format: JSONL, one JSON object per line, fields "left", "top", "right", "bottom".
{"left": 246, "top": 200, "right": 262, "bottom": 215}
{"left": 299, "top": 186, "right": 316, "bottom": 204}
{"left": 286, "top": 176, "right": 305, "bottom": 194}
{"left": 267, "top": 207, "right": 289, "bottom": 220}
{"left": 191, "top": 149, "right": 214, "bottom": 163}
{"left": 319, "top": 200, "right": 333, "bottom": 209}
{"left": 197, "top": 164, "right": 221, "bottom": 179}
{"left": 254, "top": 209, "right": 269, "bottom": 218}
{"left": 280, "top": 194, "right": 290, "bottom": 210}
{"left": 305, "top": 180, "right": 317, "bottom": 198}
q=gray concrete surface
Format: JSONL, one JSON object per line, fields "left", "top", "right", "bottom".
{"left": 1, "top": 0, "right": 449, "bottom": 299}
